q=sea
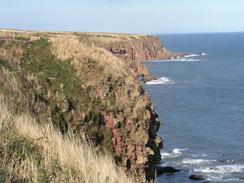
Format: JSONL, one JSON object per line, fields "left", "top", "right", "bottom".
{"left": 143, "top": 32, "right": 244, "bottom": 183}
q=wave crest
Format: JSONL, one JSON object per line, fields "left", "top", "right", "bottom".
{"left": 194, "top": 164, "right": 244, "bottom": 174}
{"left": 182, "top": 158, "right": 216, "bottom": 164}
{"left": 165, "top": 52, "right": 209, "bottom": 62}
{"left": 161, "top": 148, "right": 188, "bottom": 159}
{"left": 164, "top": 58, "right": 202, "bottom": 62}
{"left": 184, "top": 52, "right": 209, "bottom": 58}
{"left": 146, "top": 77, "right": 173, "bottom": 85}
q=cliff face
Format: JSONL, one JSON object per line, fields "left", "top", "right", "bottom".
{"left": 76, "top": 33, "right": 170, "bottom": 62}
{"left": 0, "top": 30, "right": 163, "bottom": 182}
{"left": 107, "top": 36, "right": 170, "bottom": 62}
{"left": 76, "top": 32, "right": 171, "bottom": 80}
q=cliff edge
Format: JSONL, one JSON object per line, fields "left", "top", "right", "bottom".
{"left": 0, "top": 30, "right": 163, "bottom": 182}
{"left": 76, "top": 33, "right": 171, "bottom": 61}
{"left": 77, "top": 32, "right": 171, "bottom": 80}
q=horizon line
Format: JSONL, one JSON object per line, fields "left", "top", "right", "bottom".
{"left": 0, "top": 27, "right": 244, "bottom": 36}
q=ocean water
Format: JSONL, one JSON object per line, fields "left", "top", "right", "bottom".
{"left": 144, "top": 33, "right": 244, "bottom": 183}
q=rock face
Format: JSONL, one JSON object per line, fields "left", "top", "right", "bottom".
{"left": 106, "top": 36, "right": 171, "bottom": 62}
{"left": 77, "top": 33, "right": 171, "bottom": 62}
{"left": 189, "top": 174, "right": 205, "bottom": 181}
{"left": 156, "top": 166, "right": 180, "bottom": 175}
{"left": 77, "top": 33, "right": 171, "bottom": 81}
{"left": 0, "top": 30, "right": 163, "bottom": 182}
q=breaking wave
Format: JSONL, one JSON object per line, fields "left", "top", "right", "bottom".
{"left": 163, "top": 58, "right": 202, "bottom": 62}
{"left": 161, "top": 148, "right": 188, "bottom": 159}
{"left": 163, "top": 52, "right": 209, "bottom": 62}
{"left": 194, "top": 164, "right": 244, "bottom": 174}
{"left": 146, "top": 77, "right": 173, "bottom": 85}
{"left": 193, "top": 164, "right": 244, "bottom": 182}
{"left": 184, "top": 52, "right": 209, "bottom": 58}
{"left": 182, "top": 158, "right": 216, "bottom": 164}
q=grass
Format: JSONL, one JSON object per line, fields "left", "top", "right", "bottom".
{"left": 0, "top": 95, "right": 133, "bottom": 183}
{"left": 1, "top": 37, "right": 118, "bottom": 151}
{"left": 0, "top": 59, "right": 7, "bottom": 68}
{"left": 14, "top": 36, "right": 30, "bottom": 41}
{"left": 0, "top": 30, "right": 160, "bottom": 182}
{"left": 0, "top": 129, "right": 84, "bottom": 183}
{"left": 21, "top": 38, "right": 81, "bottom": 100}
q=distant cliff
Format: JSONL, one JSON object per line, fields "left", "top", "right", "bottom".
{"left": 76, "top": 32, "right": 171, "bottom": 80}
{"left": 78, "top": 34, "right": 170, "bottom": 61}
{"left": 107, "top": 36, "right": 170, "bottom": 61}
{"left": 0, "top": 30, "right": 162, "bottom": 182}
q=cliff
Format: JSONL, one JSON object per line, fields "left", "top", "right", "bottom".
{"left": 76, "top": 33, "right": 171, "bottom": 61}
{"left": 0, "top": 30, "right": 163, "bottom": 182}
{"left": 75, "top": 32, "right": 171, "bottom": 80}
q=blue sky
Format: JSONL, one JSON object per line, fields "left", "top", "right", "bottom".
{"left": 1, "top": 0, "right": 244, "bottom": 34}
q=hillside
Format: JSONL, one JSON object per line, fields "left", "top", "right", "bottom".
{"left": 75, "top": 32, "right": 170, "bottom": 61}
{"left": 73, "top": 32, "right": 171, "bottom": 80}
{"left": 0, "top": 30, "right": 163, "bottom": 182}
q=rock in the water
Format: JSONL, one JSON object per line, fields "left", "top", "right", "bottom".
{"left": 240, "top": 177, "right": 244, "bottom": 180}
{"left": 156, "top": 166, "right": 180, "bottom": 175}
{"left": 189, "top": 174, "right": 205, "bottom": 180}
{"left": 219, "top": 159, "right": 234, "bottom": 163}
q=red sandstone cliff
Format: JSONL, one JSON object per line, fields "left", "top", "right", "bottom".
{"left": 107, "top": 36, "right": 171, "bottom": 62}
{"left": 78, "top": 33, "right": 171, "bottom": 62}
{"left": 77, "top": 33, "right": 170, "bottom": 80}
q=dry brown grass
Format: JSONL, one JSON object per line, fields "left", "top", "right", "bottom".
{"left": 50, "top": 35, "right": 147, "bottom": 118}
{"left": 78, "top": 32, "right": 144, "bottom": 44}
{"left": 0, "top": 30, "right": 156, "bottom": 182}
{"left": 50, "top": 36, "right": 128, "bottom": 74}
{"left": 0, "top": 29, "right": 144, "bottom": 44}
{"left": 49, "top": 36, "right": 139, "bottom": 88}
{"left": 0, "top": 96, "right": 134, "bottom": 183}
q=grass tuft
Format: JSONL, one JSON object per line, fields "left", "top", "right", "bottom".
{"left": 21, "top": 38, "right": 81, "bottom": 100}
{"left": 0, "top": 96, "right": 134, "bottom": 183}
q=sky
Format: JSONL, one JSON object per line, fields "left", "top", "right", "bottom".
{"left": 0, "top": 0, "right": 244, "bottom": 34}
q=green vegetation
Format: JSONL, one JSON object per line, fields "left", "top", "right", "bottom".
{"left": 18, "top": 38, "right": 115, "bottom": 153}
{"left": 14, "top": 36, "right": 30, "bottom": 41}
{"left": 0, "top": 30, "right": 159, "bottom": 182}
{"left": 0, "top": 129, "right": 84, "bottom": 183}
{"left": 0, "top": 59, "right": 7, "bottom": 68}
{"left": 0, "top": 97, "right": 133, "bottom": 183}
{"left": 21, "top": 38, "right": 81, "bottom": 100}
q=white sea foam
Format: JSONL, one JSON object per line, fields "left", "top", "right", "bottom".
{"left": 206, "top": 175, "right": 243, "bottom": 182}
{"left": 184, "top": 52, "right": 209, "bottom": 58}
{"left": 184, "top": 54, "right": 200, "bottom": 58}
{"left": 146, "top": 77, "right": 173, "bottom": 85}
{"left": 162, "top": 52, "right": 209, "bottom": 62}
{"left": 172, "top": 148, "right": 188, "bottom": 154}
{"left": 163, "top": 58, "right": 202, "bottom": 62}
{"left": 201, "top": 52, "right": 208, "bottom": 56}
{"left": 222, "top": 178, "right": 244, "bottom": 182}
{"left": 160, "top": 152, "right": 171, "bottom": 158}
{"left": 182, "top": 158, "right": 216, "bottom": 164}
{"left": 206, "top": 175, "right": 223, "bottom": 182}
{"left": 192, "top": 153, "right": 207, "bottom": 158}
{"left": 222, "top": 178, "right": 243, "bottom": 182}
{"left": 161, "top": 148, "right": 188, "bottom": 159}
{"left": 194, "top": 164, "right": 244, "bottom": 174}
{"left": 145, "top": 52, "right": 208, "bottom": 62}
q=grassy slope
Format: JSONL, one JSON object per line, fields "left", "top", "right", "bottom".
{"left": 0, "top": 96, "right": 132, "bottom": 183}
{"left": 0, "top": 30, "right": 160, "bottom": 182}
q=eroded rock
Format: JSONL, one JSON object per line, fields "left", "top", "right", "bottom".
{"left": 189, "top": 174, "right": 205, "bottom": 181}
{"left": 156, "top": 166, "right": 180, "bottom": 175}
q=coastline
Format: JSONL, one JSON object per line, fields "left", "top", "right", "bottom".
{"left": 145, "top": 33, "right": 244, "bottom": 183}
{"left": 0, "top": 29, "right": 164, "bottom": 182}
